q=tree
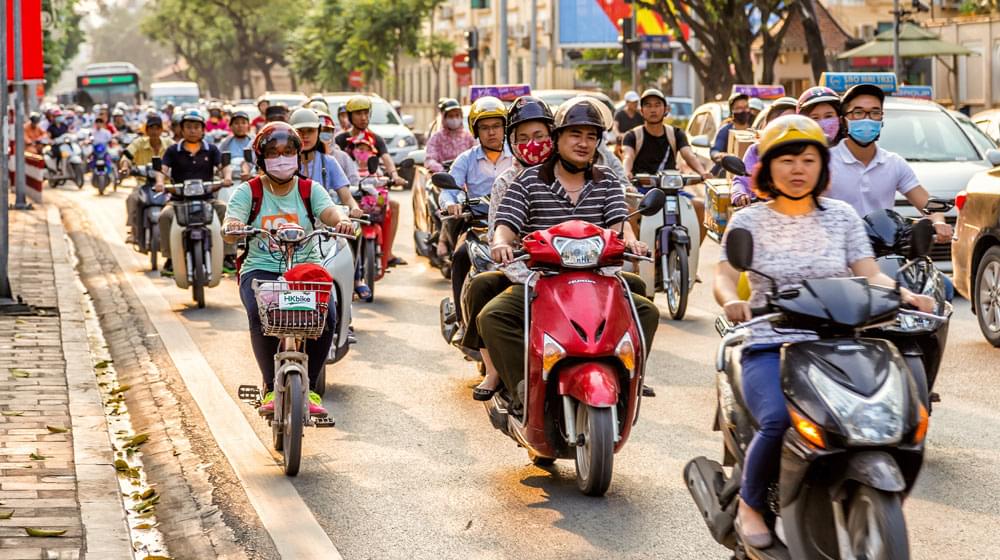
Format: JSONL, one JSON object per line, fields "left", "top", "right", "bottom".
{"left": 575, "top": 48, "right": 671, "bottom": 91}
{"left": 288, "top": 0, "right": 351, "bottom": 91}
{"left": 42, "top": 0, "right": 85, "bottom": 86}
{"left": 797, "top": 0, "right": 828, "bottom": 82}
{"left": 89, "top": 0, "right": 171, "bottom": 84}
{"left": 418, "top": 35, "right": 455, "bottom": 102}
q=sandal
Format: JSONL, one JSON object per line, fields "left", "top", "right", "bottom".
{"left": 354, "top": 285, "right": 372, "bottom": 300}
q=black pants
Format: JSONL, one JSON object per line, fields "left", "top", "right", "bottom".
{"left": 450, "top": 242, "right": 471, "bottom": 320}
{"left": 460, "top": 271, "right": 511, "bottom": 350}
{"left": 239, "top": 269, "right": 335, "bottom": 393}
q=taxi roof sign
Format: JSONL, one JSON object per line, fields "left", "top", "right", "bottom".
{"left": 731, "top": 84, "right": 785, "bottom": 100}
{"left": 895, "top": 85, "right": 933, "bottom": 100}
{"left": 819, "top": 72, "right": 897, "bottom": 94}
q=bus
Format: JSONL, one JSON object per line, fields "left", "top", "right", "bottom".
{"left": 75, "top": 62, "right": 142, "bottom": 109}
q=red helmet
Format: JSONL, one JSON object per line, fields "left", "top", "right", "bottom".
{"left": 252, "top": 122, "right": 302, "bottom": 160}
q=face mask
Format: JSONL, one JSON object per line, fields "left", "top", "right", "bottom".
{"left": 445, "top": 117, "right": 463, "bottom": 130}
{"left": 265, "top": 155, "right": 298, "bottom": 182}
{"left": 817, "top": 117, "right": 841, "bottom": 142}
{"left": 352, "top": 150, "right": 373, "bottom": 169}
{"left": 514, "top": 138, "right": 553, "bottom": 166}
{"left": 320, "top": 131, "right": 335, "bottom": 144}
{"left": 847, "top": 118, "right": 882, "bottom": 146}
{"left": 732, "top": 111, "right": 751, "bottom": 125}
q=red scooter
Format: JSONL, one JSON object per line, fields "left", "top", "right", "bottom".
{"left": 353, "top": 161, "right": 393, "bottom": 303}
{"left": 484, "top": 190, "right": 665, "bottom": 496}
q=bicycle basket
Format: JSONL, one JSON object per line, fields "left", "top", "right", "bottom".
{"left": 253, "top": 280, "right": 333, "bottom": 338}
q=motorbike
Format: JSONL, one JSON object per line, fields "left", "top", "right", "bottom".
{"left": 110, "top": 132, "right": 136, "bottom": 187}
{"left": 685, "top": 223, "right": 944, "bottom": 559}
{"left": 484, "top": 190, "right": 665, "bottom": 496}
{"left": 41, "top": 135, "right": 86, "bottom": 189}
{"left": 413, "top": 160, "right": 455, "bottom": 276}
{"left": 237, "top": 224, "right": 350, "bottom": 476}
{"left": 152, "top": 155, "right": 229, "bottom": 309}
{"left": 352, "top": 158, "right": 392, "bottom": 303}
{"left": 863, "top": 199, "right": 954, "bottom": 412}
{"left": 631, "top": 171, "right": 703, "bottom": 320}
{"left": 433, "top": 173, "right": 492, "bottom": 362}
{"left": 128, "top": 164, "right": 169, "bottom": 271}
{"left": 89, "top": 142, "right": 116, "bottom": 195}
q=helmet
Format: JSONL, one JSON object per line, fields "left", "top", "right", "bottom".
{"left": 624, "top": 90, "right": 640, "bottom": 103}
{"left": 179, "top": 109, "right": 205, "bottom": 126}
{"left": 115, "top": 102, "right": 128, "bottom": 111}
{"left": 468, "top": 96, "right": 506, "bottom": 135}
{"left": 841, "top": 84, "right": 886, "bottom": 110}
{"left": 344, "top": 96, "right": 372, "bottom": 114}
{"left": 289, "top": 108, "right": 321, "bottom": 130}
{"left": 51, "top": 108, "right": 63, "bottom": 117}
{"left": 770, "top": 96, "right": 799, "bottom": 113}
{"left": 438, "top": 98, "right": 461, "bottom": 114}
{"left": 506, "top": 96, "right": 554, "bottom": 138}
{"left": 757, "top": 114, "right": 828, "bottom": 160}
{"left": 748, "top": 98, "right": 764, "bottom": 112}
{"left": 256, "top": 95, "right": 268, "bottom": 107}
{"left": 307, "top": 99, "right": 330, "bottom": 114}
{"left": 171, "top": 113, "right": 184, "bottom": 125}
{"left": 797, "top": 86, "right": 841, "bottom": 114}
{"left": 112, "top": 109, "right": 124, "bottom": 117}
{"left": 229, "top": 110, "right": 250, "bottom": 123}
{"left": 640, "top": 88, "right": 667, "bottom": 105}
{"left": 337, "top": 104, "right": 348, "bottom": 115}
{"left": 553, "top": 97, "right": 607, "bottom": 134}
{"left": 29, "top": 111, "right": 40, "bottom": 122}
{"left": 145, "top": 115, "right": 163, "bottom": 128}
{"left": 728, "top": 92, "right": 750, "bottom": 111}
{"left": 208, "top": 101, "right": 222, "bottom": 112}
{"left": 316, "top": 111, "right": 335, "bottom": 129}
{"left": 252, "top": 122, "right": 302, "bottom": 161}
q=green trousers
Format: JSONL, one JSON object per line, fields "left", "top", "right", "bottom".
{"left": 474, "top": 272, "right": 659, "bottom": 400}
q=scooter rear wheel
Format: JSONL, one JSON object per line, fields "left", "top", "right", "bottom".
{"left": 149, "top": 225, "right": 159, "bottom": 271}
{"left": 574, "top": 404, "right": 614, "bottom": 496}
{"left": 363, "top": 239, "right": 376, "bottom": 302}
{"left": 847, "top": 485, "right": 909, "bottom": 560}
{"left": 665, "top": 248, "right": 689, "bottom": 320}
{"left": 282, "top": 373, "right": 304, "bottom": 477}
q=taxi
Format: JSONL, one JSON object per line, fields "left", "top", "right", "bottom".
{"left": 686, "top": 84, "right": 785, "bottom": 170}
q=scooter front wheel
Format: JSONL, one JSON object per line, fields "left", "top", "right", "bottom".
{"left": 73, "top": 164, "right": 85, "bottom": 188}
{"left": 282, "top": 373, "right": 304, "bottom": 477}
{"left": 574, "top": 404, "right": 614, "bottom": 496}
{"left": 191, "top": 241, "right": 206, "bottom": 308}
{"left": 149, "top": 224, "right": 160, "bottom": 271}
{"left": 665, "top": 247, "right": 689, "bottom": 320}
{"left": 847, "top": 486, "right": 909, "bottom": 560}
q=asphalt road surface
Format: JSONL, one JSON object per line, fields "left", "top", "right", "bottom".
{"left": 62, "top": 182, "right": 1000, "bottom": 559}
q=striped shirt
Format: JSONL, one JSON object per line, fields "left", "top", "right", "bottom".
{"left": 495, "top": 161, "right": 629, "bottom": 236}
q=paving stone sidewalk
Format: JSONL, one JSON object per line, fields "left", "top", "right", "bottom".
{"left": 0, "top": 201, "right": 131, "bottom": 560}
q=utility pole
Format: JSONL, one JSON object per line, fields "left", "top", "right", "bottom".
{"left": 12, "top": 0, "right": 27, "bottom": 210}
{"left": 498, "top": 0, "right": 509, "bottom": 83}
{"left": 0, "top": 0, "right": 12, "bottom": 301}
{"left": 529, "top": 0, "right": 537, "bottom": 88}
{"left": 892, "top": 0, "right": 901, "bottom": 80}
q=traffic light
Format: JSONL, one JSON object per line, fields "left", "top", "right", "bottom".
{"left": 618, "top": 16, "right": 637, "bottom": 69}
{"left": 465, "top": 29, "right": 479, "bottom": 69}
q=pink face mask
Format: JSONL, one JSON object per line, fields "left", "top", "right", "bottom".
{"left": 817, "top": 117, "right": 841, "bottom": 142}
{"left": 513, "top": 138, "right": 554, "bottom": 166}
{"left": 352, "top": 149, "right": 373, "bottom": 170}
{"left": 265, "top": 155, "right": 298, "bottom": 182}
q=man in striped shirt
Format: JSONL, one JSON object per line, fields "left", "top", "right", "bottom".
{"left": 467, "top": 98, "right": 660, "bottom": 406}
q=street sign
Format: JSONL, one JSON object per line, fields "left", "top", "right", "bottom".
{"left": 819, "top": 72, "right": 897, "bottom": 94}
{"left": 452, "top": 54, "right": 472, "bottom": 75}
{"left": 457, "top": 73, "right": 472, "bottom": 87}
{"left": 732, "top": 84, "right": 785, "bottom": 100}
{"left": 641, "top": 35, "right": 673, "bottom": 52}
{"left": 348, "top": 70, "right": 364, "bottom": 89}
{"left": 5, "top": 0, "right": 44, "bottom": 81}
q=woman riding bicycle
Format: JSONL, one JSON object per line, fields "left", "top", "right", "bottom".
{"left": 222, "top": 122, "right": 355, "bottom": 416}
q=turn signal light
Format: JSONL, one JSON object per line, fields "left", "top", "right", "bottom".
{"left": 913, "top": 403, "right": 930, "bottom": 444}
{"left": 541, "top": 334, "right": 566, "bottom": 379}
{"left": 955, "top": 191, "right": 967, "bottom": 212}
{"left": 789, "top": 407, "right": 825, "bottom": 449}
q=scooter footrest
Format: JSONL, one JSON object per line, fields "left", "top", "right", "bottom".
{"left": 313, "top": 417, "right": 336, "bottom": 428}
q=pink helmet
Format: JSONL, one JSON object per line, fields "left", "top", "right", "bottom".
{"left": 796, "top": 86, "right": 841, "bottom": 115}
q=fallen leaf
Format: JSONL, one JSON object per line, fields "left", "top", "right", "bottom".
{"left": 46, "top": 425, "right": 69, "bottom": 433}
{"left": 133, "top": 523, "right": 157, "bottom": 530}
{"left": 136, "top": 510, "right": 155, "bottom": 519}
{"left": 127, "top": 433, "right": 149, "bottom": 447}
{"left": 114, "top": 459, "right": 129, "bottom": 471}
{"left": 1, "top": 411, "right": 24, "bottom": 416}
{"left": 10, "top": 370, "right": 30, "bottom": 378}
{"left": 143, "top": 556, "right": 171, "bottom": 560}
{"left": 140, "top": 488, "right": 156, "bottom": 500}
{"left": 24, "top": 527, "right": 67, "bottom": 537}
{"left": 0, "top": 510, "right": 13, "bottom": 519}
{"left": 110, "top": 384, "right": 131, "bottom": 395}
{"left": 95, "top": 360, "right": 112, "bottom": 369}
{"left": 29, "top": 452, "right": 46, "bottom": 461}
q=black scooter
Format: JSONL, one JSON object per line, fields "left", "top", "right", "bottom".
{"left": 686, "top": 223, "right": 944, "bottom": 560}
{"left": 127, "top": 163, "right": 168, "bottom": 271}
{"left": 863, "top": 199, "right": 954, "bottom": 412}
{"left": 413, "top": 163, "right": 457, "bottom": 277}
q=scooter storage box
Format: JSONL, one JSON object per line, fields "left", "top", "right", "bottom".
{"left": 175, "top": 200, "right": 212, "bottom": 227}
{"left": 704, "top": 179, "right": 732, "bottom": 243}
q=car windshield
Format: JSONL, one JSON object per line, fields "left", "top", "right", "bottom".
{"left": 880, "top": 108, "right": 981, "bottom": 162}
{"left": 328, "top": 99, "right": 401, "bottom": 125}
{"left": 954, "top": 113, "right": 997, "bottom": 153}
{"left": 669, "top": 101, "right": 692, "bottom": 118}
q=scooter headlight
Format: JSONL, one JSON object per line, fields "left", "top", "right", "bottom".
{"left": 807, "top": 363, "right": 904, "bottom": 446}
{"left": 541, "top": 333, "right": 566, "bottom": 380}
{"left": 551, "top": 235, "right": 604, "bottom": 268}
{"left": 183, "top": 180, "right": 206, "bottom": 196}
{"left": 661, "top": 173, "right": 683, "bottom": 190}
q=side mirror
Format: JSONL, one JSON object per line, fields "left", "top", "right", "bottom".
{"left": 637, "top": 188, "right": 666, "bottom": 216}
{"left": 367, "top": 156, "right": 379, "bottom": 175}
{"left": 243, "top": 148, "right": 253, "bottom": 162}
{"left": 401, "top": 114, "right": 416, "bottom": 128}
{"left": 921, "top": 198, "right": 954, "bottom": 215}
{"left": 725, "top": 228, "right": 754, "bottom": 272}
{"left": 221, "top": 152, "right": 231, "bottom": 167}
{"left": 691, "top": 135, "right": 710, "bottom": 148}
{"left": 152, "top": 157, "right": 162, "bottom": 172}
{"left": 909, "top": 219, "right": 935, "bottom": 259}
{"left": 986, "top": 148, "right": 1000, "bottom": 167}
{"left": 431, "top": 172, "right": 461, "bottom": 190}
{"left": 720, "top": 155, "right": 748, "bottom": 177}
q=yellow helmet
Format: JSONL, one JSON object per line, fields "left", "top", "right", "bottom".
{"left": 344, "top": 95, "right": 372, "bottom": 114}
{"left": 468, "top": 96, "right": 506, "bottom": 135}
{"left": 757, "top": 114, "right": 828, "bottom": 160}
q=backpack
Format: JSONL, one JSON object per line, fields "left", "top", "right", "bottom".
{"left": 629, "top": 124, "right": 678, "bottom": 172}
{"left": 235, "top": 175, "right": 315, "bottom": 276}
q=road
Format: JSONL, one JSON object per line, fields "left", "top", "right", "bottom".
{"left": 59, "top": 182, "right": 1000, "bottom": 559}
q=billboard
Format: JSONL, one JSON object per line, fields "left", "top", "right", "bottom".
{"left": 5, "top": 0, "right": 44, "bottom": 81}
{"left": 557, "top": 0, "right": 685, "bottom": 48}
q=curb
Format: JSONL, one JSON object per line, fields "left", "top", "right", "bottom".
{"left": 47, "top": 205, "right": 134, "bottom": 559}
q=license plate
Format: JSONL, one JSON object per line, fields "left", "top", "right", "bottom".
{"left": 279, "top": 291, "right": 316, "bottom": 311}
{"left": 665, "top": 198, "right": 678, "bottom": 214}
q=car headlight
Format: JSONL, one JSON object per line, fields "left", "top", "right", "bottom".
{"left": 183, "top": 180, "right": 206, "bottom": 196}
{"left": 807, "top": 363, "right": 904, "bottom": 445}
{"left": 551, "top": 235, "right": 604, "bottom": 268}
{"left": 394, "top": 135, "right": 416, "bottom": 149}
{"left": 541, "top": 333, "right": 566, "bottom": 380}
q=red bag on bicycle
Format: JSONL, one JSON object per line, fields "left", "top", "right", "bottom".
{"left": 284, "top": 263, "right": 333, "bottom": 305}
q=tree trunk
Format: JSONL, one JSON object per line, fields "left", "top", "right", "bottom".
{"left": 798, "top": 0, "right": 828, "bottom": 83}
{"left": 393, "top": 48, "right": 402, "bottom": 101}
{"left": 257, "top": 60, "right": 275, "bottom": 91}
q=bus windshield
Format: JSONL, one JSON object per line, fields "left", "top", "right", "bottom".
{"left": 76, "top": 72, "right": 141, "bottom": 108}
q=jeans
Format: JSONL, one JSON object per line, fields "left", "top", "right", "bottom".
{"left": 942, "top": 274, "right": 955, "bottom": 302}
{"left": 238, "top": 269, "right": 335, "bottom": 393}
{"left": 739, "top": 344, "right": 788, "bottom": 512}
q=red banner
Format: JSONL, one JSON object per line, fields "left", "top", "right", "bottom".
{"left": 6, "top": 0, "right": 44, "bottom": 81}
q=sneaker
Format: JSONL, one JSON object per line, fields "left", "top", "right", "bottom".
{"left": 258, "top": 391, "right": 275, "bottom": 415}
{"left": 308, "top": 391, "right": 328, "bottom": 416}
{"left": 161, "top": 258, "right": 174, "bottom": 277}
{"left": 223, "top": 255, "right": 237, "bottom": 274}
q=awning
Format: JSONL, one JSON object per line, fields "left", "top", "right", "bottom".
{"left": 837, "top": 23, "right": 972, "bottom": 59}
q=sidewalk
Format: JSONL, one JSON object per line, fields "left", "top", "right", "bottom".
{"left": 0, "top": 199, "right": 131, "bottom": 559}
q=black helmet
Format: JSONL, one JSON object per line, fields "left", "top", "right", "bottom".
{"left": 553, "top": 97, "right": 606, "bottom": 135}
{"left": 505, "top": 96, "right": 554, "bottom": 138}
{"left": 438, "top": 98, "right": 460, "bottom": 113}
{"left": 842, "top": 84, "right": 886, "bottom": 110}
{"left": 144, "top": 115, "right": 163, "bottom": 128}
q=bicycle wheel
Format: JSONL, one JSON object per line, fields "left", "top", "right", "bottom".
{"left": 282, "top": 373, "right": 304, "bottom": 476}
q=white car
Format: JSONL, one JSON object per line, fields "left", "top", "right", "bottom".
{"left": 325, "top": 92, "right": 418, "bottom": 165}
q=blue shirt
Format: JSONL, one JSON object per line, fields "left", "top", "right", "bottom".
{"left": 220, "top": 135, "right": 253, "bottom": 164}
{"left": 711, "top": 122, "right": 735, "bottom": 156}
{"left": 441, "top": 144, "right": 514, "bottom": 206}
{"left": 300, "top": 152, "right": 350, "bottom": 193}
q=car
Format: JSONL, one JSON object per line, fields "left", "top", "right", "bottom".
{"left": 533, "top": 89, "right": 616, "bottom": 116}
{"left": 259, "top": 91, "right": 308, "bottom": 110}
{"left": 952, "top": 156, "right": 1000, "bottom": 345}
{"left": 685, "top": 101, "right": 729, "bottom": 170}
{"left": 973, "top": 108, "right": 1000, "bottom": 143}
{"left": 324, "top": 92, "right": 419, "bottom": 165}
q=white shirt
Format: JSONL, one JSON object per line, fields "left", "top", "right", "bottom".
{"left": 827, "top": 141, "right": 921, "bottom": 217}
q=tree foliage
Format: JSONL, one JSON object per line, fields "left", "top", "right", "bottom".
{"left": 575, "top": 48, "right": 671, "bottom": 91}
{"left": 288, "top": 0, "right": 351, "bottom": 91}
{"left": 42, "top": 0, "right": 86, "bottom": 86}
{"left": 89, "top": 0, "right": 171, "bottom": 84}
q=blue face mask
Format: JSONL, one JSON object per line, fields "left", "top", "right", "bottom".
{"left": 847, "top": 118, "right": 882, "bottom": 145}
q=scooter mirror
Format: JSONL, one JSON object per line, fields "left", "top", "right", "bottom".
{"left": 922, "top": 198, "right": 953, "bottom": 215}
{"left": 431, "top": 172, "right": 461, "bottom": 190}
{"left": 151, "top": 157, "right": 162, "bottom": 172}
{"left": 221, "top": 152, "right": 231, "bottom": 167}
{"left": 243, "top": 148, "right": 253, "bottom": 163}
{"left": 637, "top": 188, "right": 666, "bottom": 216}
{"left": 725, "top": 228, "right": 754, "bottom": 272}
{"left": 909, "top": 219, "right": 935, "bottom": 260}
{"left": 367, "top": 156, "right": 379, "bottom": 175}
{"left": 720, "top": 155, "right": 748, "bottom": 177}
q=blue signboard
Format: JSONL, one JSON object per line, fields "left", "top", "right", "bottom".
{"left": 558, "top": 0, "right": 620, "bottom": 47}
{"left": 819, "top": 72, "right": 898, "bottom": 94}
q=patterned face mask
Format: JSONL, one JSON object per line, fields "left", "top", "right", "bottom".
{"left": 513, "top": 138, "right": 553, "bottom": 165}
